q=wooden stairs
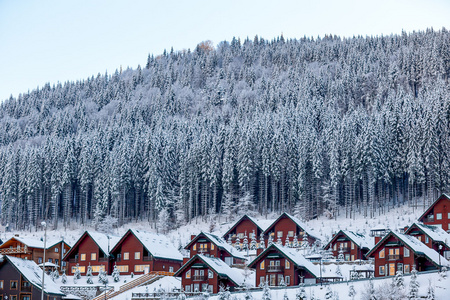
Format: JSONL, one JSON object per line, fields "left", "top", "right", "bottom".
{"left": 92, "top": 271, "right": 174, "bottom": 300}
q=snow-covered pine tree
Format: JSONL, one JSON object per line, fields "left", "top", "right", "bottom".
{"left": 394, "top": 270, "right": 404, "bottom": 288}
{"left": 86, "top": 264, "right": 93, "bottom": 284}
{"left": 74, "top": 264, "right": 81, "bottom": 280}
{"left": 112, "top": 264, "right": 121, "bottom": 282}
{"left": 408, "top": 268, "right": 419, "bottom": 300}
{"left": 217, "top": 286, "right": 230, "bottom": 300}
{"left": 426, "top": 281, "right": 435, "bottom": 299}
{"left": 261, "top": 280, "right": 271, "bottom": 300}
{"left": 61, "top": 269, "right": 67, "bottom": 284}
{"left": 296, "top": 284, "right": 306, "bottom": 300}
{"left": 98, "top": 269, "right": 108, "bottom": 284}
{"left": 325, "top": 285, "right": 333, "bottom": 299}
{"left": 250, "top": 230, "right": 257, "bottom": 250}
{"left": 348, "top": 283, "right": 356, "bottom": 300}
{"left": 259, "top": 232, "right": 265, "bottom": 249}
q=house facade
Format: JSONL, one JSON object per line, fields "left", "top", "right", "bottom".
{"left": 323, "top": 230, "right": 373, "bottom": 261}
{"left": 185, "top": 232, "right": 245, "bottom": 266}
{"left": 418, "top": 193, "right": 450, "bottom": 232}
{"left": 63, "top": 231, "right": 119, "bottom": 276}
{"left": 0, "top": 235, "right": 70, "bottom": 272}
{"left": 404, "top": 223, "right": 450, "bottom": 259}
{"left": 221, "top": 214, "right": 270, "bottom": 245}
{"left": 110, "top": 229, "right": 183, "bottom": 275}
{"left": 263, "top": 213, "right": 319, "bottom": 246}
{"left": 0, "top": 256, "right": 65, "bottom": 300}
{"left": 248, "top": 243, "right": 319, "bottom": 287}
{"left": 174, "top": 254, "right": 244, "bottom": 294}
{"left": 367, "top": 231, "right": 449, "bottom": 277}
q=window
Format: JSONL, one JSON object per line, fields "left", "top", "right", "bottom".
{"left": 55, "top": 259, "right": 59, "bottom": 265}
{"left": 260, "top": 261, "right": 265, "bottom": 270}
{"left": 425, "top": 236, "right": 429, "bottom": 243}
{"left": 238, "top": 233, "right": 244, "bottom": 238}
{"left": 448, "top": 212, "right": 450, "bottom": 219}
{"left": 22, "top": 296, "right": 31, "bottom": 300}
{"left": 186, "top": 270, "right": 191, "bottom": 279}
{"left": 11, "top": 296, "right": 17, "bottom": 300}
{"left": 285, "top": 260, "right": 290, "bottom": 269}
{"left": 135, "top": 252, "right": 141, "bottom": 260}
{"left": 0, "top": 280, "right": 3, "bottom": 289}
{"left": 288, "top": 231, "right": 294, "bottom": 237}
{"left": 285, "top": 276, "right": 290, "bottom": 285}
{"left": 269, "top": 274, "right": 276, "bottom": 286}
{"left": 345, "top": 254, "right": 350, "bottom": 261}
{"left": 72, "top": 266, "right": 86, "bottom": 273}
{"left": 333, "top": 244, "right": 337, "bottom": 251}
{"left": 185, "top": 285, "right": 191, "bottom": 292}
{"left": 22, "top": 281, "right": 31, "bottom": 287}
{"left": 389, "top": 263, "right": 396, "bottom": 276}
{"left": 10, "top": 280, "right": 18, "bottom": 289}
{"left": 436, "top": 213, "right": 442, "bottom": 220}
{"left": 208, "top": 285, "right": 213, "bottom": 293}
{"left": 91, "top": 253, "right": 97, "bottom": 260}
{"left": 397, "top": 263, "right": 403, "bottom": 272}
{"left": 38, "top": 257, "right": 43, "bottom": 264}
{"left": 379, "top": 248, "right": 385, "bottom": 259}
{"left": 169, "top": 266, "right": 174, "bottom": 273}
{"left": 379, "top": 266, "right": 385, "bottom": 275}
{"left": 194, "top": 284, "right": 199, "bottom": 292}
{"left": 193, "top": 244, "right": 196, "bottom": 251}
{"left": 62, "top": 261, "right": 67, "bottom": 267}
{"left": 92, "top": 265, "right": 105, "bottom": 273}
{"left": 48, "top": 258, "right": 52, "bottom": 263}
{"left": 351, "top": 242, "right": 355, "bottom": 250}
{"left": 418, "top": 236, "right": 422, "bottom": 242}
{"left": 278, "top": 274, "right": 284, "bottom": 285}
{"left": 351, "top": 255, "right": 355, "bottom": 261}
{"left": 80, "top": 253, "right": 86, "bottom": 261}
{"left": 202, "top": 284, "right": 208, "bottom": 292}
{"left": 135, "top": 265, "right": 150, "bottom": 272}
{"left": 260, "top": 276, "right": 265, "bottom": 285}
{"left": 124, "top": 252, "right": 130, "bottom": 260}
{"left": 117, "top": 265, "right": 128, "bottom": 273}
{"left": 404, "top": 265, "right": 410, "bottom": 274}
{"left": 208, "top": 270, "right": 213, "bottom": 278}
{"left": 55, "top": 247, "right": 59, "bottom": 252}
{"left": 211, "top": 244, "right": 214, "bottom": 250}
{"left": 277, "top": 231, "right": 283, "bottom": 238}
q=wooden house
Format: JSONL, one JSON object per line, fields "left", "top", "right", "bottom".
{"left": 263, "top": 213, "right": 320, "bottom": 246}
{"left": 63, "top": 231, "right": 119, "bottom": 276}
{"left": 404, "top": 222, "right": 450, "bottom": 259}
{"left": 418, "top": 193, "right": 450, "bottom": 232}
{"left": 0, "top": 255, "right": 65, "bottom": 300}
{"left": 323, "top": 230, "right": 373, "bottom": 261}
{"left": 248, "top": 243, "right": 320, "bottom": 287}
{"left": 0, "top": 235, "right": 71, "bottom": 272}
{"left": 174, "top": 254, "right": 245, "bottom": 294}
{"left": 185, "top": 232, "right": 245, "bottom": 266}
{"left": 221, "top": 214, "right": 271, "bottom": 245}
{"left": 110, "top": 229, "right": 183, "bottom": 275}
{"left": 366, "top": 231, "right": 449, "bottom": 277}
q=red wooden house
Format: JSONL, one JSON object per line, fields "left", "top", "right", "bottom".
{"left": 323, "top": 230, "right": 373, "bottom": 261}
{"left": 63, "top": 231, "right": 119, "bottom": 276}
{"left": 174, "top": 254, "right": 245, "bottom": 294}
{"left": 0, "top": 235, "right": 71, "bottom": 272}
{"left": 222, "top": 214, "right": 271, "bottom": 244}
{"left": 248, "top": 243, "right": 320, "bottom": 287}
{"left": 0, "top": 255, "right": 65, "bottom": 300}
{"left": 110, "top": 229, "right": 183, "bottom": 275}
{"left": 185, "top": 232, "right": 246, "bottom": 266}
{"left": 418, "top": 193, "right": 450, "bottom": 232}
{"left": 263, "top": 213, "right": 320, "bottom": 246}
{"left": 404, "top": 222, "right": 450, "bottom": 260}
{"left": 366, "top": 231, "right": 449, "bottom": 277}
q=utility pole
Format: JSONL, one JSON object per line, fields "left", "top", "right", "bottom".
{"left": 41, "top": 221, "right": 47, "bottom": 300}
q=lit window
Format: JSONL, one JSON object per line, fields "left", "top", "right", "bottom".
{"left": 80, "top": 253, "right": 86, "bottom": 261}
{"left": 0, "top": 280, "right": 3, "bottom": 288}
{"left": 193, "top": 244, "right": 196, "bottom": 251}
{"left": 379, "top": 266, "right": 385, "bottom": 275}
{"left": 436, "top": 213, "right": 442, "bottom": 220}
{"left": 351, "top": 242, "right": 354, "bottom": 250}
{"left": 404, "top": 264, "right": 410, "bottom": 274}
{"left": 333, "top": 244, "right": 337, "bottom": 251}
{"left": 124, "top": 252, "right": 129, "bottom": 260}
{"left": 91, "top": 265, "right": 105, "bottom": 273}
{"left": 260, "top": 261, "right": 265, "bottom": 270}
{"left": 135, "top": 252, "right": 141, "bottom": 260}
{"left": 134, "top": 265, "right": 150, "bottom": 272}
{"left": 211, "top": 244, "right": 215, "bottom": 250}
{"left": 288, "top": 231, "right": 294, "bottom": 237}
{"left": 285, "top": 260, "right": 290, "bottom": 269}
{"left": 71, "top": 266, "right": 86, "bottom": 273}
{"left": 379, "top": 248, "right": 385, "bottom": 259}
{"left": 91, "top": 253, "right": 97, "bottom": 261}
{"left": 117, "top": 265, "right": 129, "bottom": 273}
{"left": 169, "top": 266, "right": 174, "bottom": 273}
{"left": 448, "top": 212, "right": 450, "bottom": 219}
{"left": 404, "top": 247, "right": 410, "bottom": 257}
{"left": 186, "top": 270, "right": 191, "bottom": 279}
{"left": 351, "top": 255, "right": 355, "bottom": 261}
{"left": 277, "top": 231, "right": 283, "bottom": 238}
{"left": 238, "top": 233, "right": 244, "bottom": 238}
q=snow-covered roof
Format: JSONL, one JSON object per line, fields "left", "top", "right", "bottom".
{"left": 263, "top": 213, "right": 321, "bottom": 241}
{"left": 418, "top": 193, "right": 450, "bottom": 221}
{"left": 407, "top": 223, "right": 450, "bottom": 246}
{"left": 2, "top": 236, "right": 68, "bottom": 249}
{"left": 187, "top": 232, "right": 245, "bottom": 260}
{"left": 198, "top": 254, "right": 246, "bottom": 286}
{"left": 249, "top": 244, "right": 321, "bottom": 278}
{"left": 342, "top": 230, "right": 374, "bottom": 249}
{"left": 85, "top": 231, "right": 120, "bottom": 255}
{"left": 5, "top": 255, "right": 64, "bottom": 295}
{"left": 129, "top": 229, "right": 183, "bottom": 261}
{"left": 246, "top": 215, "right": 273, "bottom": 232}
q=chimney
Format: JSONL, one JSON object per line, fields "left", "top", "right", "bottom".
{"left": 191, "top": 235, "right": 196, "bottom": 241}
{"left": 183, "top": 257, "right": 189, "bottom": 265}
{"left": 257, "top": 247, "right": 264, "bottom": 256}
{"left": 15, "top": 234, "right": 19, "bottom": 237}
{"left": 374, "top": 236, "right": 382, "bottom": 244}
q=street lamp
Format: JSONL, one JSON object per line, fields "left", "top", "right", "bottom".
{"left": 41, "top": 221, "right": 47, "bottom": 300}
{"left": 439, "top": 244, "right": 443, "bottom": 272}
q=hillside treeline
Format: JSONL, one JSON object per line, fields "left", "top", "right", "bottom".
{"left": 1, "top": 28, "right": 450, "bottom": 230}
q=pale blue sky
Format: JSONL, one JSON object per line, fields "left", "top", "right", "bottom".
{"left": 0, "top": 0, "right": 449, "bottom": 102}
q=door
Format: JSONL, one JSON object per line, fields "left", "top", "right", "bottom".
{"left": 389, "top": 263, "right": 396, "bottom": 276}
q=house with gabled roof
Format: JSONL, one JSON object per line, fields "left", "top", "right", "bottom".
{"left": 248, "top": 243, "right": 320, "bottom": 287}
{"left": 0, "top": 255, "right": 65, "bottom": 300}
{"left": 174, "top": 254, "right": 245, "bottom": 294}
{"left": 418, "top": 193, "right": 450, "bottom": 232}
{"left": 221, "top": 214, "right": 272, "bottom": 245}
{"left": 0, "top": 235, "right": 71, "bottom": 272}
{"left": 263, "top": 212, "right": 320, "bottom": 247}
{"left": 63, "top": 231, "right": 119, "bottom": 276}
{"left": 366, "top": 230, "right": 450, "bottom": 277}
{"left": 185, "top": 232, "right": 246, "bottom": 266}
{"left": 110, "top": 229, "right": 183, "bottom": 275}
{"left": 404, "top": 222, "right": 450, "bottom": 259}
{"left": 323, "top": 230, "right": 373, "bottom": 261}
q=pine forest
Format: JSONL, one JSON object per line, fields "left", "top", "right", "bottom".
{"left": 1, "top": 29, "right": 450, "bottom": 231}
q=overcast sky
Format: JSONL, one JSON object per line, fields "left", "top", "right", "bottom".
{"left": 0, "top": 0, "right": 449, "bottom": 102}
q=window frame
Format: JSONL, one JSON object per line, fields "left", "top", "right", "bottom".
{"left": 379, "top": 248, "right": 385, "bottom": 259}
{"left": 285, "top": 275, "right": 290, "bottom": 285}
{"left": 80, "top": 253, "right": 86, "bottom": 261}
{"left": 379, "top": 265, "right": 385, "bottom": 275}
{"left": 277, "top": 231, "right": 283, "bottom": 238}
{"left": 10, "top": 280, "right": 18, "bottom": 290}
{"left": 260, "top": 260, "right": 265, "bottom": 270}
{"left": 135, "top": 252, "right": 141, "bottom": 260}
{"left": 285, "top": 260, "right": 290, "bottom": 269}
{"left": 123, "top": 252, "right": 130, "bottom": 260}
{"left": 91, "top": 253, "right": 97, "bottom": 261}
{"left": 0, "top": 280, "right": 3, "bottom": 289}
{"left": 436, "top": 213, "right": 442, "bottom": 220}
{"left": 186, "top": 269, "right": 191, "bottom": 279}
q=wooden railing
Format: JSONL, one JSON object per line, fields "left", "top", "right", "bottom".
{"left": 388, "top": 255, "right": 401, "bottom": 260}
{"left": 132, "top": 292, "right": 203, "bottom": 299}
{"left": 267, "top": 265, "right": 283, "bottom": 272}
{"left": 0, "top": 247, "right": 29, "bottom": 255}
{"left": 193, "top": 275, "right": 208, "bottom": 281}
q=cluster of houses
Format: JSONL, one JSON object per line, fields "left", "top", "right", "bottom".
{"left": 0, "top": 194, "right": 449, "bottom": 297}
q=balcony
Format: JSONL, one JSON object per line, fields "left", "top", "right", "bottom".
{"left": 143, "top": 256, "right": 152, "bottom": 261}
{"left": 193, "top": 275, "right": 208, "bottom": 281}
{"left": 68, "top": 258, "right": 78, "bottom": 263}
{"left": 98, "top": 257, "right": 108, "bottom": 262}
{"left": 0, "top": 247, "right": 29, "bottom": 255}
{"left": 388, "top": 255, "right": 402, "bottom": 261}
{"left": 267, "top": 265, "right": 283, "bottom": 272}
{"left": 198, "top": 249, "right": 209, "bottom": 254}
{"left": 21, "top": 286, "right": 32, "bottom": 292}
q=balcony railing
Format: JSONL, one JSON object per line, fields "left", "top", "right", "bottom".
{"left": 98, "top": 257, "right": 108, "bottom": 262}
{"left": 0, "top": 247, "right": 29, "bottom": 255}
{"left": 339, "top": 247, "right": 350, "bottom": 252}
{"left": 267, "top": 265, "right": 283, "bottom": 272}
{"left": 422, "top": 217, "right": 434, "bottom": 223}
{"left": 69, "top": 258, "right": 78, "bottom": 263}
{"left": 198, "top": 248, "right": 209, "bottom": 253}
{"left": 193, "top": 275, "right": 208, "bottom": 281}
{"left": 21, "top": 286, "right": 32, "bottom": 292}
{"left": 388, "top": 255, "right": 402, "bottom": 260}
{"left": 143, "top": 256, "right": 152, "bottom": 261}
